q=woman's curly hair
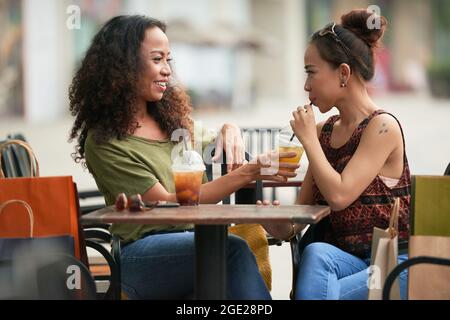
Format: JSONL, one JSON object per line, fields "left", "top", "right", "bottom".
{"left": 69, "top": 15, "right": 193, "bottom": 165}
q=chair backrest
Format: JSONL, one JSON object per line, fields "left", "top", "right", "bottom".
{"left": 0, "top": 133, "right": 37, "bottom": 178}
{"left": 411, "top": 175, "right": 450, "bottom": 237}
{"left": 205, "top": 127, "right": 282, "bottom": 202}
{"left": 444, "top": 162, "right": 450, "bottom": 176}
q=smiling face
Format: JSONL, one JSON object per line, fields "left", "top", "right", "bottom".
{"left": 137, "top": 27, "right": 172, "bottom": 103}
{"left": 303, "top": 44, "right": 343, "bottom": 113}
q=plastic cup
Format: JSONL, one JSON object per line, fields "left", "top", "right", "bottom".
{"left": 172, "top": 150, "right": 206, "bottom": 206}
{"left": 278, "top": 128, "right": 304, "bottom": 173}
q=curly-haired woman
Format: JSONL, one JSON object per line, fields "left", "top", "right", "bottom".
{"left": 69, "top": 15, "right": 297, "bottom": 300}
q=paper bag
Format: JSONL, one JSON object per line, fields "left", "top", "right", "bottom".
{"left": 368, "top": 198, "right": 401, "bottom": 300}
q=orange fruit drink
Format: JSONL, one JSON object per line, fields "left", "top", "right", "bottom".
{"left": 173, "top": 170, "right": 204, "bottom": 205}
{"left": 278, "top": 146, "right": 304, "bottom": 172}
{"left": 172, "top": 150, "right": 206, "bottom": 206}
{"left": 278, "top": 127, "right": 304, "bottom": 175}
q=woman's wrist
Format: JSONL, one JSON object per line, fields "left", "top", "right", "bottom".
{"left": 263, "top": 223, "right": 298, "bottom": 241}
{"left": 231, "top": 164, "right": 255, "bottom": 184}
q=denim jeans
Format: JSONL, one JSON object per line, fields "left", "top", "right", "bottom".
{"left": 295, "top": 242, "right": 408, "bottom": 300}
{"left": 120, "top": 230, "right": 271, "bottom": 300}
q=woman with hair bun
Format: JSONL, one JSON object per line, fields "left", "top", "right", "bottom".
{"left": 264, "top": 9, "right": 410, "bottom": 300}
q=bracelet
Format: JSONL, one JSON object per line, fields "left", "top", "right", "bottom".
{"left": 286, "top": 223, "right": 297, "bottom": 241}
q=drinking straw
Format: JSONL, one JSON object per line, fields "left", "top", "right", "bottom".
{"left": 183, "top": 134, "right": 189, "bottom": 151}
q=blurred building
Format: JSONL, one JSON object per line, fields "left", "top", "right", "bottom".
{"left": 0, "top": 0, "right": 22, "bottom": 117}
{"left": 0, "top": 0, "right": 448, "bottom": 122}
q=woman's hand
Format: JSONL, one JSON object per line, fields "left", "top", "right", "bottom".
{"left": 257, "top": 199, "right": 306, "bottom": 240}
{"left": 200, "top": 151, "right": 298, "bottom": 204}
{"left": 257, "top": 199, "right": 294, "bottom": 240}
{"left": 257, "top": 199, "right": 284, "bottom": 239}
{"left": 256, "top": 200, "right": 280, "bottom": 206}
{"left": 235, "top": 150, "right": 299, "bottom": 183}
{"left": 212, "top": 123, "right": 245, "bottom": 172}
{"left": 290, "top": 104, "right": 318, "bottom": 147}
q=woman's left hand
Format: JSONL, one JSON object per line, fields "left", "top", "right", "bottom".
{"left": 212, "top": 123, "right": 245, "bottom": 172}
{"left": 256, "top": 200, "right": 280, "bottom": 206}
{"left": 256, "top": 199, "right": 297, "bottom": 240}
{"left": 257, "top": 199, "right": 306, "bottom": 240}
{"left": 290, "top": 104, "right": 318, "bottom": 146}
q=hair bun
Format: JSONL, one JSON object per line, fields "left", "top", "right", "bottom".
{"left": 341, "top": 9, "right": 387, "bottom": 48}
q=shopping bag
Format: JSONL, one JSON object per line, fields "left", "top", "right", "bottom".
{"left": 0, "top": 139, "right": 86, "bottom": 263}
{"left": 0, "top": 176, "right": 84, "bottom": 261}
{"left": 368, "top": 198, "right": 401, "bottom": 300}
{"left": 0, "top": 199, "right": 75, "bottom": 260}
{"left": 0, "top": 253, "right": 96, "bottom": 300}
{"left": 0, "top": 200, "right": 93, "bottom": 299}
{"left": 408, "top": 235, "right": 450, "bottom": 299}
{"left": 229, "top": 224, "right": 272, "bottom": 291}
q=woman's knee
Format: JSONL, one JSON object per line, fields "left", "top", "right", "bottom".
{"left": 300, "top": 242, "right": 336, "bottom": 267}
{"left": 227, "top": 234, "right": 255, "bottom": 261}
{"left": 228, "top": 233, "right": 250, "bottom": 250}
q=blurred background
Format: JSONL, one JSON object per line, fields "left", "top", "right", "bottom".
{"left": 1, "top": 0, "right": 450, "bottom": 299}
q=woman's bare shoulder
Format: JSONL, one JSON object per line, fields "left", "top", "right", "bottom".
{"left": 365, "top": 113, "right": 402, "bottom": 137}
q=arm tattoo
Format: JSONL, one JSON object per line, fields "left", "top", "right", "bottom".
{"left": 378, "top": 123, "right": 388, "bottom": 134}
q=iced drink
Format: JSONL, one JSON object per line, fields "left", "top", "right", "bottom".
{"left": 278, "top": 127, "right": 304, "bottom": 174}
{"left": 173, "top": 171, "right": 203, "bottom": 205}
{"left": 172, "top": 150, "right": 206, "bottom": 206}
{"left": 278, "top": 146, "right": 304, "bottom": 172}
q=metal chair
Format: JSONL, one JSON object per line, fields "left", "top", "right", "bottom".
{"left": 288, "top": 216, "right": 330, "bottom": 299}
{"left": 383, "top": 249, "right": 450, "bottom": 300}
{"left": 444, "top": 162, "right": 450, "bottom": 176}
{"left": 0, "top": 133, "right": 36, "bottom": 177}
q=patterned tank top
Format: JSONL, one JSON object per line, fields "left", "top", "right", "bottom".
{"left": 312, "top": 109, "right": 410, "bottom": 259}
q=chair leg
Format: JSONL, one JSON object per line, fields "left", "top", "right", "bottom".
{"left": 111, "top": 235, "right": 122, "bottom": 299}
{"left": 85, "top": 239, "right": 121, "bottom": 300}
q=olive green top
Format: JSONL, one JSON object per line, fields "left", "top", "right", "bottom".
{"left": 84, "top": 125, "right": 216, "bottom": 242}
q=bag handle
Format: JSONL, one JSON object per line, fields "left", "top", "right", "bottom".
{"left": 0, "top": 139, "right": 40, "bottom": 178}
{"left": 387, "top": 197, "right": 400, "bottom": 238}
{"left": 0, "top": 200, "right": 35, "bottom": 237}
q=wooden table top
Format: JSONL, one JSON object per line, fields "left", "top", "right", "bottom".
{"left": 80, "top": 204, "right": 330, "bottom": 225}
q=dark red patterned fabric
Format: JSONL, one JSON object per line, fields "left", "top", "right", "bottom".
{"left": 312, "top": 109, "right": 410, "bottom": 258}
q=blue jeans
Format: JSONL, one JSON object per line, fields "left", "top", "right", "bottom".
{"left": 120, "top": 231, "right": 271, "bottom": 300}
{"left": 295, "top": 242, "right": 408, "bottom": 300}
